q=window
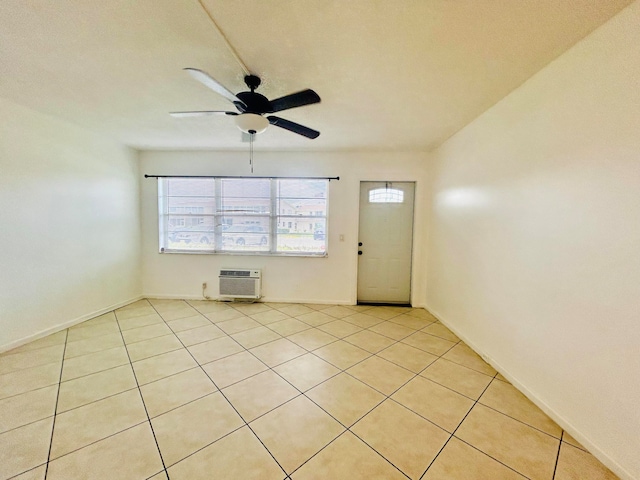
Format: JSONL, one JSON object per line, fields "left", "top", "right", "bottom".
{"left": 369, "top": 187, "right": 404, "bottom": 203}
{"left": 158, "top": 177, "right": 328, "bottom": 256}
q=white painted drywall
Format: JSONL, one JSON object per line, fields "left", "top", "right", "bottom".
{"left": 0, "top": 98, "right": 142, "bottom": 351}
{"left": 139, "top": 150, "right": 428, "bottom": 307}
{"left": 425, "top": 3, "right": 640, "bottom": 478}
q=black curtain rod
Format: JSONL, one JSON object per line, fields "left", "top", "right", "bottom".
{"left": 145, "top": 174, "right": 339, "bottom": 181}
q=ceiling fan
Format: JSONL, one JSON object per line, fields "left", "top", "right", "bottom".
{"left": 171, "top": 68, "right": 321, "bottom": 139}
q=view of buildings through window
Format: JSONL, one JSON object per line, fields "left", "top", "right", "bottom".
{"left": 158, "top": 178, "right": 328, "bottom": 255}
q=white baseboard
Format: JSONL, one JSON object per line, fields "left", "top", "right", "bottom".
{"left": 425, "top": 305, "right": 635, "bottom": 480}
{"left": 144, "top": 293, "right": 206, "bottom": 301}
{"left": 145, "top": 293, "right": 424, "bottom": 307}
{"left": 0, "top": 295, "right": 144, "bottom": 354}
{"left": 259, "top": 297, "right": 352, "bottom": 305}
{"left": 144, "top": 293, "right": 353, "bottom": 305}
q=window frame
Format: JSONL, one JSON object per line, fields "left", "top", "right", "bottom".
{"left": 157, "top": 177, "right": 329, "bottom": 257}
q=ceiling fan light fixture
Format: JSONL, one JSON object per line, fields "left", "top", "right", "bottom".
{"left": 235, "top": 113, "right": 268, "bottom": 134}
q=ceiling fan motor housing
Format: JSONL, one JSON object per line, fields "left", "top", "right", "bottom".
{"left": 236, "top": 91, "right": 272, "bottom": 114}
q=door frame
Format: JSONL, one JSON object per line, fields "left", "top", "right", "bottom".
{"left": 355, "top": 180, "right": 416, "bottom": 306}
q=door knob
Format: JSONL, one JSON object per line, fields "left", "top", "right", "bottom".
{"left": 358, "top": 251, "right": 363, "bottom": 255}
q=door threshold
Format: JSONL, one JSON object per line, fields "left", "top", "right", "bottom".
{"left": 357, "top": 302, "right": 412, "bottom": 307}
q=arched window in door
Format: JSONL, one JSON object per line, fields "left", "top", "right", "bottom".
{"left": 369, "top": 187, "right": 404, "bottom": 203}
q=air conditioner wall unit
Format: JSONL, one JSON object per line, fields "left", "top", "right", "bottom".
{"left": 219, "top": 269, "right": 261, "bottom": 299}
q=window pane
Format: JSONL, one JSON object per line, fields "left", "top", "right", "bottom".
{"left": 221, "top": 216, "right": 270, "bottom": 252}
{"left": 278, "top": 179, "right": 327, "bottom": 199}
{"left": 166, "top": 178, "right": 214, "bottom": 197}
{"left": 277, "top": 218, "right": 326, "bottom": 253}
{"left": 166, "top": 216, "right": 217, "bottom": 251}
{"left": 275, "top": 179, "right": 327, "bottom": 255}
{"left": 277, "top": 197, "right": 327, "bottom": 216}
{"left": 161, "top": 179, "right": 216, "bottom": 251}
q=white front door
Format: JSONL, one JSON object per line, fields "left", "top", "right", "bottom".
{"left": 357, "top": 181, "right": 415, "bottom": 304}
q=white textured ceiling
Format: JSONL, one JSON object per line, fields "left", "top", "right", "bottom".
{"left": 0, "top": 0, "right": 632, "bottom": 151}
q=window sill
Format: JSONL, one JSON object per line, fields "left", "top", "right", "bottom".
{"left": 159, "top": 249, "right": 328, "bottom": 258}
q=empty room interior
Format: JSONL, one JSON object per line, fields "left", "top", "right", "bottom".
{"left": 1, "top": 1, "right": 639, "bottom": 479}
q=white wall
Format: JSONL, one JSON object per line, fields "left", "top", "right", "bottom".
{"left": 0, "top": 98, "right": 142, "bottom": 351}
{"left": 139, "top": 150, "right": 428, "bottom": 306}
{"left": 425, "top": 3, "right": 640, "bottom": 479}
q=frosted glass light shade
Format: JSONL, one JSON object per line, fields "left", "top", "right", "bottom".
{"left": 235, "top": 113, "right": 269, "bottom": 134}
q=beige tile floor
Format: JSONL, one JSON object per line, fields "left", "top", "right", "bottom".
{"left": 0, "top": 300, "right": 620, "bottom": 480}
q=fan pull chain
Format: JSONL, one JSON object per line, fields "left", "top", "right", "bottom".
{"left": 249, "top": 132, "right": 254, "bottom": 173}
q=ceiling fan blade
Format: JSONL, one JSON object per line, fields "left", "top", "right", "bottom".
{"left": 269, "top": 89, "right": 321, "bottom": 113}
{"left": 184, "top": 68, "right": 246, "bottom": 109}
{"left": 169, "top": 111, "right": 238, "bottom": 118}
{"left": 267, "top": 116, "right": 320, "bottom": 139}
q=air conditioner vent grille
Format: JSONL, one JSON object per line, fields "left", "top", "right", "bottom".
{"left": 219, "top": 269, "right": 261, "bottom": 278}
{"left": 218, "top": 269, "right": 261, "bottom": 299}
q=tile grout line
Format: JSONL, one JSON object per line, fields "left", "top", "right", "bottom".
{"left": 0, "top": 413, "right": 58, "bottom": 438}
{"left": 0, "top": 379, "right": 61, "bottom": 404}
{"left": 299, "top": 314, "right": 439, "bottom": 372}
{"left": 58, "top": 344, "right": 170, "bottom": 384}
{"left": 154, "top": 423, "right": 249, "bottom": 476}
{"left": 418, "top": 375, "right": 531, "bottom": 480}
{"left": 42, "top": 328, "right": 69, "bottom": 479}
{"left": 344, "top": 433, "right": 416, "bottom": 480}
{"left": 552, "top": 431, "right": 565, "bottom": 479}
{"left": 0, "top": 356, "right": 63, "bottom": 375}
{"left": 243, "top": 356, "right": 349, "bottom": 429}
{"left": 242, "top": 346, "right": 346, "bottom": 430}
{"left": 328, "top": 324, "right": 460, "bottom": 405}
{"left": 475, "top": 402, "right": 563, "bottom": 440}
{"left": 114, "top": 301, "right": 170, "bottom": 477}
{"left": 288, "top": 429, "right": 409, "bottom": 479}
{"left": 415, "top": 369, "right": 493, "bottom": 402}
{"left": 53, "top": 383, "right": 141, "bottom": 416}
{"left": 146, "top": 302, "right": 290, "bottom": 479}
{"left": 417, "top": 375, "right": 496, "bottom": 480}
{"left": 0, "top": 343, "right": 67, "bottom": 366}
{"left": 0, "top": 335, "right": 67, "bottom": 356}
{"left": 446, "top": 436, "right": 534, "bottom": 480}
{"left": 39, "top": 420, "right": 151, "bottom": 466}
{"left": 146, "top": 471, "right": 168, "bottom": 480}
